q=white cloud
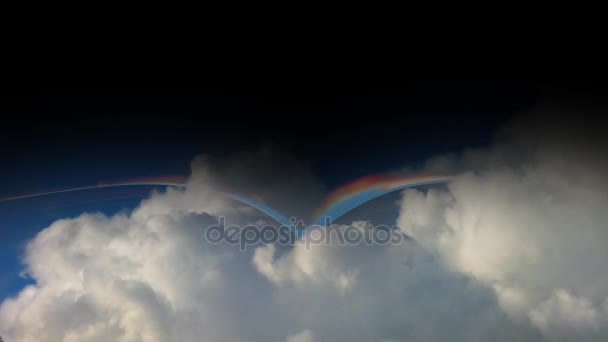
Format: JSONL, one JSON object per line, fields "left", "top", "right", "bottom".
{"left": 3, "top": 105, "right": 608, "bottom": 341}
{"left": 0, "top": 148, "right": 525, "bottom": 342}
{"left": 0, "top": 200, "right": 515, "bottom": 341}
{"left": 397, "top": 105, "right": 608, "bottom": 340}
{"left": 529, "top": 290, "right": 601, "bottom": 340}
{"left": 286, "top": 329, "right": 316, "bottom": 342}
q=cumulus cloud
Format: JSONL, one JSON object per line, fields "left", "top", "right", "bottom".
{"left": 0, "top": 146, "right": 527, "bottom": 342}
{"left": 0, "top": 192, "right": 516, "bottom": 341}
{"left": 397, "top": 102, "right": 608, "bottom": 341}
{"left": 2, "top": 103, "right": 608, "bottom": 341}
{"left": 286, "top": 330, "right": 316, "bottom": 342}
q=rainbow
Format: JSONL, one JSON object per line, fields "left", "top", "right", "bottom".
{"left": 0, "top": 176, "right": 293, "bottom": 228}
{"left": 98, "top": 175, "right": 188, "bottom": 187}
{"left": 219, "top": 192, "right": 291, "bottom": 227}
{"left": 0, "top": 173, "right": 452, "bottom": 234}
{"left": 0, "top": 176, "right": 188, "bottom": 202}
{"left": 311, "top": 173, "right": 452, "bottom": 225}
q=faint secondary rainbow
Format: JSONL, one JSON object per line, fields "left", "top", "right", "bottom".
{"left": 0, "top": 176, "right": 188, "bottom": 202}
{"left": 312, "top": 173, "right": 452, "bottom": 226}
{"left": 0, "top": 176, "right": 292, "bottom": 227}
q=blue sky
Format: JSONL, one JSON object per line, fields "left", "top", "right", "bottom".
{"left": 0, "top": 186, "right": 167, "bottom": 299}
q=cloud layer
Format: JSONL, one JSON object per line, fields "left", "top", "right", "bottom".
{"left": 2, "top": 103, "right": 608, "bottom": 341}
{"left": 0, "top": 171, "right": 514, "bottom": 341}
{"left": 398, "top": 103, "right": 608, "bottom": 341}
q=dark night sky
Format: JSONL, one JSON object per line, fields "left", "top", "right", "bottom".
{"left": 0, "top": 82, "right": 546, "bottom": 196}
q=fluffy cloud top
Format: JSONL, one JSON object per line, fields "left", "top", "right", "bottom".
{"left": 2, "top": 104, "right": 608, "bottom": 341}
{"left": 0, "top": 196, "right": 512, "bottom": 341}
{"left": 0, "top": 149, "right": 518, "bottom": 342}
{"left": 398, "top": 103, "right": 608, "bottom": 341}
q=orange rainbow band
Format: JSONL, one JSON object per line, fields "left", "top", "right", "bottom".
{"left": 98, "top": 175, "right": 188, "bottom": 186}
{"left": 312, "top": 173, "right": 451, "bottom": 221}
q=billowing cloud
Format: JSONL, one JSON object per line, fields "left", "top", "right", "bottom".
{"left": 2, "top": 103, "right": 607, "bottom": 341}
{"left": 398, "top": 102, "right": 608, "bottom": 341}
{"left": 0, "top": 188, "right": 518, "bottom": 340}
{"left": 0, "top": 147, "right": 526, "bottom": 342}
